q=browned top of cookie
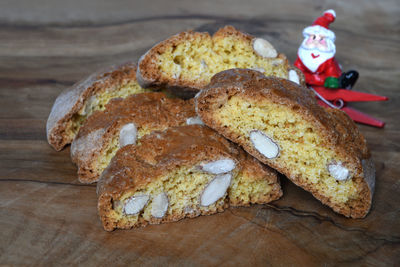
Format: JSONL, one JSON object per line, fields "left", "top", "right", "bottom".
{"left": 97, "top": 125, "right": 239, "bottom": 197}
{"left": 197, "top": 68, "right": 370, "bottom": 161}
{"left": 76, "top": 92, "right": 196, "bottom": 139}
{"left": 46, "top": 62, "right": 138, "bottom": 151}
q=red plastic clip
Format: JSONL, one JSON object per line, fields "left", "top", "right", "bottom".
{"left": 313, "top": 87, "right": 388, "bottom": 102}
{"left": 313, "top": 86, "right": 388, "bottom": 128}
{"left": 317, "top": 100, "right": 385, "bottom": 128}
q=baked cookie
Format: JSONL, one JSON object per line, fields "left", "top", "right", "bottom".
{"left": 196, "top": 69, "right": 375, "bottom": 218}
{"left": 137, "top": 25, "right": 303, "bottom": 98}
{"left": 46, "top": 62, "right": 150, "bottom": 151}
{"left": 71, "top": 92, "right": 197, "bottom": 184}
{"left": 97, "top": 125, "right": 282, "bottom": 231}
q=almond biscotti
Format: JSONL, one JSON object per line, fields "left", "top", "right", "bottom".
{"left": 97, "top": 125, "right": 282, "bottom": 231}
{"left": 137, "top": 25, "right": 303, "bottom": 98}
{"left": 47, "top": 62, "right": 150, "bottom": 151}
{"left": 71, "top": 92, "right": 197, "bottom": 184}
{"left": 196, "top": 69, "right": 375, "bottom": 218}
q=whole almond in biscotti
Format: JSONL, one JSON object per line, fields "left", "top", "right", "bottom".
{"left": 196, "top": 68, "right": 375, "bottom": 219}
{"left": 97, "top": 125, "right": 282, "bottom": 231}
{"left": 46, "top": 62, "right": 151, "bottom": 151}
{"left": 70, "top": 92, "right": 197, "bottom": 184}
{"left": 137, "top": 25, "right": 304, "bottom": 98}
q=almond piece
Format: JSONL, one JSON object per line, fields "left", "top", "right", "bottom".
{"left": 250, "top": 130, "right": 280, "bottom": 159}
{"left": 252, "top": 38, "right": 278, "bottom": 58}
{"left": 201, "top": 158, "right": 235, "bottom": 174}
{"left": 288, "top": 70, "right": 300, "bottom": 84}
{"left": 186, "top": 116, "right": 204, "bottom": 125}
{"left": 151, "top": 192, "right": 169, "bottom": 218}
{"left": 124, "top": 195, "right": 149, "bottom": 215}
{"left": 200, "top": 173, "right": 232, "bottom": 206}
{"left": 201, "top": 59, "right": 208, "bottom": 69}
{"left": 81, "top": 95, "right": 97, "bottom": 116}
{"left": 328, "top": 163, "right": 350, "bottom": 181}
{"left": 119, "top": 123, "right": 137, "bottom": 148}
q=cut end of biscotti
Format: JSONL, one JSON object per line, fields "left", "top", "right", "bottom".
{"left": 99, "top": 162, "right": 233, "bottom": 231}
{"left": 196, "top": 69, "right": 374, "bottom": 218}
{"left": 137, "top": 25, "right": 291, "bottom": 96}
{"left": 46, "top": 63, "right": 150, "bottom": 151}
{"left": 66, "top": 77, "right": 148, "bottom": 145}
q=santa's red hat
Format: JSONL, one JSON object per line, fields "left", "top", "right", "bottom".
{"left": 303, "top": 10, "right": 336, "bottom": 41}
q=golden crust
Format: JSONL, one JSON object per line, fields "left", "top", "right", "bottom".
{"left": 70, "top": 92, "right": 196, "bottom": 183}
{"left": 46, "top": 62, "right": 141, "bottom": 151}
{"left": 137, "top": 25, "right": 299, "bottom": 98}
{"left": 196, "top": 69, "right": 374, "bottom": 218}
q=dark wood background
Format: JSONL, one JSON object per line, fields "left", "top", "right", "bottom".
{"left": 1, "top": 0, "right": 399, "bottom": 265}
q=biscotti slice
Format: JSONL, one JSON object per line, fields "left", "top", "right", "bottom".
{"left": 97, "top": 125, "right": 282, "bottom": 231}
{"left": 71, "top": 92, "right": 197, "bottom": 184}
{"left": 196, "top": 69, "right": 375, "bottom": 218}
{"left": 47, "top": 62, "right": 151, "bottom": 151}
{"left": 137, "top": 25, "right": 303, "bottom": 98}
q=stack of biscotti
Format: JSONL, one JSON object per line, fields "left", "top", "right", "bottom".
{"left": 70, "top": 92, "right": 282, "bottom": 230}
{"left": 46, "top": 26, "right": 374, "bottom": 232}
{"left": 46, "top": 30, "right": 289, "bottom": 231}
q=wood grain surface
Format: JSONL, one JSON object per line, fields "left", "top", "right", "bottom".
{"left": 1, "top": 0, "right": 399, "bottom": 265}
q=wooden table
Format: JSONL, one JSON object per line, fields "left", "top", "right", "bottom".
{"left": 1, "top": 0, "right": 399, "bottom": 265}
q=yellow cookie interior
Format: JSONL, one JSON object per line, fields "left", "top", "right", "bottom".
{"left": 229, "top": 168, "right": 275, "bottom": 206}
{"left": 107, "top": 165, "right": 227, "bottom": 228}
{"left": 95, "top": 126, "right": 175, "bottom": 179}
{"left": 214, "top": 95, "right": 358, "bottom": 204}
{"left": 68, "top": 81, "right": 150, "bottom": 138}
{"left": 157, "top": 35, "right": 289, "bottom": 84}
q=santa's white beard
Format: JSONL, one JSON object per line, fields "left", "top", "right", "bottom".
{"left": 298, "top": 40, "right": 336, "bottom": 72}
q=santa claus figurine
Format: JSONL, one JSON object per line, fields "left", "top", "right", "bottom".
{"left": 294, "top": 10, "right": 358, "bottom": 89}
